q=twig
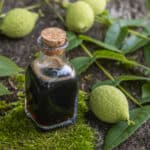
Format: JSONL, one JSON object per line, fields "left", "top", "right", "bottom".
{"left": 81, "top": 44, "right": 114, "bottom": 80}
{"left": 81, "top": 43, "right": 142, "bottom": 107}
{"left": 128, "top": 29, "right": 150, "bottom": 41}
{"left": 24, "top": 3, "right": 42, "bottom": 10}
{"left": 44, "top": 0, "right": 64, "bottom": 23}
{"left": 8, "top": 78, "right": 17, "bottom": 90}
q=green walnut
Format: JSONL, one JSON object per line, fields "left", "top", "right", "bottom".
{"left": 90, "top": 85, "right": 130, "bottom": 124}
{"left": 80, "top": 0, "right": 106, "bottom": 15}
{"left": 65, "top": 1, "right": 94, "bottom": 33}
{"left": 0, "top": 8, "right": 39, "bottom": 38}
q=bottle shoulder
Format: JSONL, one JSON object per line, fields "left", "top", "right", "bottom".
{"left": 31, "top": 55, "right": 76, "bottom": 82}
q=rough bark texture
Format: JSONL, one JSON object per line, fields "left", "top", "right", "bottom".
{"left": 0, "top": 0, "right": 150, "bottom": 150}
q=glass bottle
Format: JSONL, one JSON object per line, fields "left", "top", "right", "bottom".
{"left": 25, "top": 27, "right": 78, "bottom": 130}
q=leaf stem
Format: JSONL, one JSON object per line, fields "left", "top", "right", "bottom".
{"left": 24, "top": 3, "right": 42, "bottom": 10}
{"left": 81, "top": 44, "right": 114, "bottom": 80}
{"left": 81, "top": 43, "right": 142, "bottom": 107}
{"left": 44, "top": 0, "right": 64, "bottom": 23}
{"left": 134, "top": 62, "right": 150, "bottom": 72}
{"left": 79, "top": 35, "right": 122, "bottom": 53}
{"left": 95, "top": 15, "right": 114, "bottom": 26}
{"left": 118, "top": 86, "right": 142, "bottom": 107}
{"left": 128, "top": 29, "right": 150, "bottom": 41}
{"left": 96, "top": 15, "right": 150, "bottom": 42}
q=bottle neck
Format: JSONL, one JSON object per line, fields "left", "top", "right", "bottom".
{"left": 37, "top": 36, "right": 68, "bottom": 57}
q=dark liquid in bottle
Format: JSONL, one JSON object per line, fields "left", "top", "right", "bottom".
{"left": 25, "top": 62, "right": 78, "bottom": 130}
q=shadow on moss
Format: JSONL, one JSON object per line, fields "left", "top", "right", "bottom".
{"left": 0, "top": 91, "right": 95, "bottom": 150}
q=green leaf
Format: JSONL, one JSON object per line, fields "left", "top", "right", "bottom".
{"left": 121, "top": 21, "right": 150, "bottom": 54}
{"left": 79, "top": 35, "right": 121, "bottom": 53}
{"left": 66, "top": 32, "right": 82, "bottom": 52}
{"left": 145, "top": 0, "right": 150, "bottom": 11}
{"left": 105, "top": 22, "right": 128, "bottom": 47}
{"left": 143, "top": 21, "right": 150, "bottom": 33}
{"left": 141, "top": 83, "right": 150, "bottom": 104}
{"left": 70, "top": 57, "right": 95, "bottom": 75}
{"left": 34, "top": 51, "right": 43, "bottom": 58}
{"left": 92, "top": 80, "right": 119, "bottom": 90}
{"left": 93, "top": 50, "right": 150, "bottom": 73}
{"left": 93, "top": 50, "right": 138, "bottom": 66}
{"left": 116, "top": 75, "right": 150, "bottom": 82}
{"left": 118, "top": 19, "right": 145, "bottom": 27}
{"left": 104, "top": 106, "right": 150, "bottom": 150}
{"left": 121, "top": 20, "right": 150, "bottom": 54}
{"left": 95, "top": 10, "right": 114, "bottom": 26}
{"left": 0, "top": 83, "right": 11, "bottom": 96}
{"left": 115, "top": 27, "right": 128, "bottom": 48}
{"left": 0, "top": 55, "right": 23, "bottom": 77}
{"left": 122, "top": 35, "right": 148, "bottom": 54}
{"left": 105, "top": 19, "right": 145, "bottom": 47}
{"left": 104, "top": 22, "right": 121, "bottom": 47}
{"left": 144, "top": 44, "right": 150, "bottom": 67}
{"left": 105, "top": 19, "right": 145, "bottom": 49}
{"left": 140, "top": 97, "right": 150, "bottom": 104}
{"left": 92, "top": 75, "right": 150, "bottom": 90}
{"left": 142, "top": 83, "right": 150, "bottom": 98}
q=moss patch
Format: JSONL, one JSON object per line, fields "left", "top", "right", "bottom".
{"left": 0, "top": 101, "right": 9, "bottom": 110}
{"left": 0, "top": 100, "right": 16, "bottom": 115}
{"left": 0, "top": 91, "right": 95, "bottom": 150}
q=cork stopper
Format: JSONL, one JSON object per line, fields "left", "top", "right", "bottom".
{"left": 38, "top": 27, "right": 67, "bottom": 56}
{"left": 41, "top": 27, "right": 67, "bottom": 47}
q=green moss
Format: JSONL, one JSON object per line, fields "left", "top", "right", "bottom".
{"left": 0, "top": 101, "right": 8, "bottom": 110}
{"left": 0, "top": 101, "right": 17, "bottom": 115}
{"left": 11, "top": 73, "right": 25, "bottom": 90}
{"left": 0, "top": 91, "right": 95, "bottom": 150}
